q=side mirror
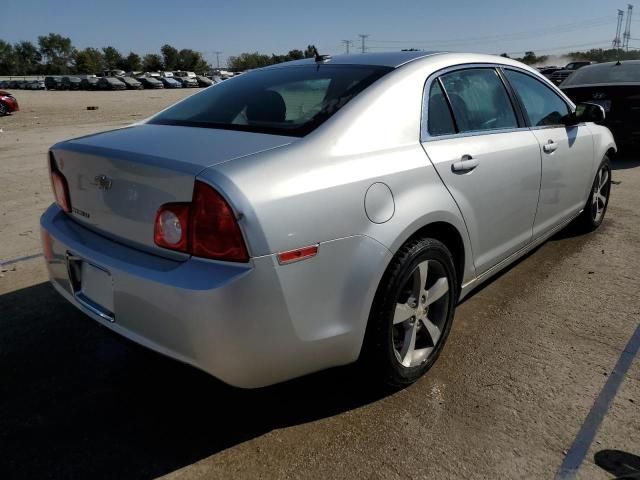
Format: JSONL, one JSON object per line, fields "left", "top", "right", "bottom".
{"left": 574, "top": 102, "right": 606, "bottom": 123}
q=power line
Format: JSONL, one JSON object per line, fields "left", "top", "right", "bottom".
{"left": 367, "top": 16, "right": 612, "bottom": 48}
{"left": 358, "top": 34, "right": 369, "bottom": 54}
{"left": 341, "top": 40, "right": 354, "bottom": 54}
{"left": 212, "top": 50, "right": 223, "bottom": 68}
{"left": 623, "top": 4, "right": 634, "bottom": 51}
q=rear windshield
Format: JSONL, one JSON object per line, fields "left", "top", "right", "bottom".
{"left": 563, "top": 63, "right": 640, "bottom": 86}
{"left": 149, "top": 64, "right": 392, "bottom": 137}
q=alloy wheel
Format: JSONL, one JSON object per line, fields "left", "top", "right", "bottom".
{"left": 392, "top": 259, "right": 450, "bottom": 368}
{"left": 592, "top": 164, "right": 610, "bottom": 223}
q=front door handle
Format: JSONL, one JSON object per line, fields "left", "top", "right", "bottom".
{"left": 543, "top": 140, "right": 558, "bottom": 154}
{"left": 452, "top": 154, "right": 480, "bottom": 173}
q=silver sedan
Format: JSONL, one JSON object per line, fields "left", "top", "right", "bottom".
{"left": 40, "top": 51, "right": 616, "bottom": 388}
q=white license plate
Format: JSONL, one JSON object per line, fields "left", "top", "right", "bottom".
{"left": 80, "top": 262, "right": 114, "bottom": 314}
{"left": 590, "top": 99, "right": 611, "bottom": 112}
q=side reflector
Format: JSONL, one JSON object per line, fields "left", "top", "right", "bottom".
{"left": 277, "top": 245, "right": 319, "bottom": 265}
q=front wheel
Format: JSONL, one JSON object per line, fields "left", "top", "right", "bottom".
{"left": 0, "top": 102, "right": 7, "bottom": 116}
{"left": 361, "top": 238, "right": 458, "bottom": 387}
{"left": 575, "top": 156, "right": 611, "bottom": 232}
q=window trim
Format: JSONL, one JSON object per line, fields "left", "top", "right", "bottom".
{"left": 420, "top": 63, "right": 577, "bottom": 142}
{"left": 500, "top": 66, "right": 576, "bottom": 130}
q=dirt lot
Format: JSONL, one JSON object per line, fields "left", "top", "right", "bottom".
{"left": 0, "top": 91, "right": 638, "bottom": 480}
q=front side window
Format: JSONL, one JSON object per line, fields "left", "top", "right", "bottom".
{"left": 439, "top": 68, "right": 518, "bottom": 133}
{"left": 149, "top": 65, "right": 392, "bottom": 137}
{"left": 504, "top": 69, "right": 570, "bottom": 127}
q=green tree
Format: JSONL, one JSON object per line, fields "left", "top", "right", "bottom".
{"left": 102, "top": 46, "right": 123, "bottom": 70}
{"left": 121, "top": 51, "right": 142, "bottom": 72}
{"left": 0, "top": 40, "right": 16, "bottom": 75}
{"left": 304, "top": 45, "right": 317, "bottom": 58}
{"left": 73, "top": 47, "right": 104, "bottom": 74}
{"left": 13, "top": 41, "right": 42, "bottom": 75}
{"left": 142, "top": 53, "right": 163, "bottom": 72}
{"left": 286, "top": 49, "right": 304, "bottom": 61}
{"left": 161, "top": 44, "right": 179, "bottom": 70}
{"left": 517, "top": 51, "right": 548, "bottom": 65}
{"left": 38, "top": 33, "right": 74, "bottom": 73}
{"left": 176, "top": 49, "right": 209, "bottom": 72}
{"left": 227, "top": 52, "right": 272, "bottom": 71}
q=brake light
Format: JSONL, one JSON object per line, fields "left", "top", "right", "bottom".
{"left": 153, "top": 181, "right": 249, "bottom": 262}
{"left": 49, "top": 154, "right": 71, "bottom": 213}
{"left": 191, "top": 181, "right": 249, "bottom": 262}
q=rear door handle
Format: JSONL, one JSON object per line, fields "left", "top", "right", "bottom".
{"left": 543, "top": 140, "right": 558, "bottom": 154}
{"left": 452, "top": 155, "right": 480, "bottom": 173}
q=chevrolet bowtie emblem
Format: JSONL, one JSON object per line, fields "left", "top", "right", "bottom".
{"left": 93, "top": 174, "right": 113, "bottom": 190}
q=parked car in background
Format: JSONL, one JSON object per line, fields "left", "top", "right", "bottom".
{"left": 8, "top": 80, "right": 21, "bottom": 89}
{"left": 80, "top": 77, "right": 100, "bottom": 90}
{"left": 45, "top": 76, "right": 63, "bottom": 90}
{"left": 196, "top": 75, "right": 214, "bottom": 87}
{"left": 61, "top": 76, "right": 82, "bottom": 90}
{"left": 0, "top": 81, "right": 8, "bottom": 89}
{"left": 173, "top": 71, "right": 199, "bottom": 87}
{"left": 27, "top": 80, "right": 46, "bottom": 90}
{"left": 0, "top": 90, "right": 19, "bottom": 116}
{"left": 537, "top": 66, "right": 560, "bottom": 79}
{"left": 41, "top": 52, "right": 615, "bottom": 389}
{"left": 561, "top": 60, "right": 640, "bottom": 148}
{"left": 550, "top": 61, "right": 596, "bottom": 85}
{"left": 118, "top": 76, "right": 143, "bottom": 90}
{"left": 159, "top": 76, "right": 182, "bottom": 88}
{"left": 173, "top": 75, "right": 198, "bottom": 88}
{"left": 103, "top": 69, "right": 125, "bottom": 77}
{"left": 137, "top": 76, "right": 164, "bottom": 89}
{"left": 97, "top": 77, "right": 126, "bottom": 91}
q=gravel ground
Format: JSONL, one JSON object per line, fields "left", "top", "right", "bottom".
{"left": 0, "top": 91, "right": 638, "bottom": 480}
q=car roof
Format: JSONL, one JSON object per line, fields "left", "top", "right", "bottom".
{"left": 262, "top": 51, "right": 445, "bottom": 69}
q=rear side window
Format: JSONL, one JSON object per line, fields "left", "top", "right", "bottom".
{"left": 504, "top": 69, "right": 570, "bottom": 127}
{"left": 439, "top": 69, "right": 518, "bottom": 133}
{"left": 149, "top": 65, "right": 392, "bottom": 137}
{"left": 427, "top": 80, "right": 456, "bottom": 136}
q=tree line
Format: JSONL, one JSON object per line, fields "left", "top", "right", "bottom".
{"left": 0, "top": 33, "right": 210, "bottom": 75}
{"left": 227, "top": 45, "right": 317, "bottom": 71}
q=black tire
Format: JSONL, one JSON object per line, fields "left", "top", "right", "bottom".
{"left": 0, "top": 102, "right": 7, "bottom": 116}
{"left": 575, "top": 155, "right": 612, "bottom": 232}
{"left": 360, "top": 237, "right": 458, "bottom": 387}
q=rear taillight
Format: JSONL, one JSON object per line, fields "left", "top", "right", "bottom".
{"left": 153, "top": 180, "right": 249, "bottom": 262}
{"left": 49, "top": 154, "right": 71, "bottom": 213}
{"left": 154, "top": 203, "right": 190, "bottom": 252}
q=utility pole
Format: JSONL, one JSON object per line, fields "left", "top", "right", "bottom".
{"left": 341, "top": 40, "right": 353, "bottom": 54}
{"left": 613, "top": 9, "right": 624, "bottom": 48}
{"left": 213, "top": 51, "right": 223, "bottom": 69}
{"left": 358, "top": 34, "right": 369, "bottom": 54}
{"left": 623, "top": 4, "right": 634, "bottom": 52}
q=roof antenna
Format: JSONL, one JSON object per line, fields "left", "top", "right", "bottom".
{"left": 312, "top": 46, "right": 331, "bottom": 63}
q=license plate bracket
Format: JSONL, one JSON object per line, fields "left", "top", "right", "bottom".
{"left": 66, "top": 254, "right": 115, "bottom": 322}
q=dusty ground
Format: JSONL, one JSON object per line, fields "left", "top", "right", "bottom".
{"left": 0, "top": 91, "right": 638, "bottom": 480}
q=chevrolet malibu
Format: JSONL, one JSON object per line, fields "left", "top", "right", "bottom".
{"left": 41, "top": 52, "right": 615, "bottom": 388}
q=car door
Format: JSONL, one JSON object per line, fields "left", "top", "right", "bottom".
{"left": 502, "top": 68, "right": 594, "bottom": 239}
{"left": 421, "top": 67, "right": 542, "bottom": 275}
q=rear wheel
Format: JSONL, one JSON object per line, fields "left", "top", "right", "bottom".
{"left": 361, "top": 238, "right": 458, "bottom": 387}
{"left": 575, "top": 156, "right": 611, "bottom": 232}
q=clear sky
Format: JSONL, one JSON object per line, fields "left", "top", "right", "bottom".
{"left": 4, "top": 0, "right": 633, "bottom": 66}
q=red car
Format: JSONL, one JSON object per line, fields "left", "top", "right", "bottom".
{"left": 0, "top": 91, "right": 19, "bottom": 116}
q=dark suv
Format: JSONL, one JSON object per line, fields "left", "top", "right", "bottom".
{"left": 44, "top": 76, "right": 63, "bottom": 90}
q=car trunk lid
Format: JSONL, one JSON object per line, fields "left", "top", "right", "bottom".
{"left": 51, "top": 123, "right": 295, "bottom": 256}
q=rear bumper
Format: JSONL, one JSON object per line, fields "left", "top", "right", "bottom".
{"left": 40, "top": 204, "right": 389, "bottom": 387}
